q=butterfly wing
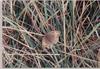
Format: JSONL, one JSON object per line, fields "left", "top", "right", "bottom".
{"left": 42, "top": 36, "right": 51, "bottom": 49}
{"left": 42, "top": 31, "right": 60, "bottom": 49}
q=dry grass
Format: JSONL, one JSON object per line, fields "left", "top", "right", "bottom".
{"left": 2, "top": 0, "right": 100, "bottom": 68}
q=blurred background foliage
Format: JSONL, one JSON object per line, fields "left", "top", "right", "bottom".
{"left": 2, "top": 0, "right": 100, "bottom": 68}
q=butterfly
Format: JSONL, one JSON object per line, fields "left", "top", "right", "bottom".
{"left": 42, "top": 31, "right": 60, "bottom": 49}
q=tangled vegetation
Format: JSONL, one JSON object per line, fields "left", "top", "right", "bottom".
{"left": 2, "top": 0, "right": 100, "bottom": 68}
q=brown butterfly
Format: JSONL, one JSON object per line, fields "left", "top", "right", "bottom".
{"left": 42, "top": 31, "right": 60, "bottom": 49}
